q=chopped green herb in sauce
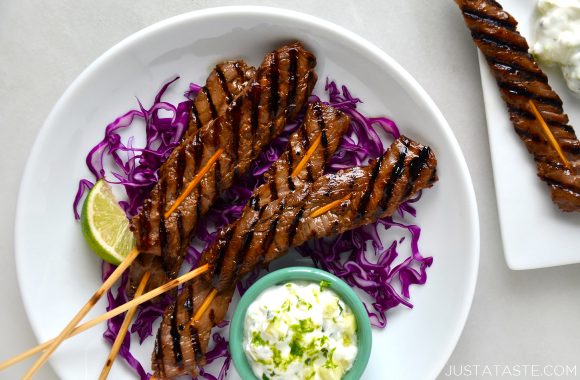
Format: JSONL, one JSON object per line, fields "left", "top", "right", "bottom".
{"left": 243, "top": 281, "right": 358, "bottom": 379}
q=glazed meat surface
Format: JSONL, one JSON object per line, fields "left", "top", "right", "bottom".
{"left": 151, "top": 101, "right": 351, "bottom": 379}
{"left": 128, "top": 42, "right": 317, "bottom": 294}
{"left": 456, "top": 0, "right": 580, "bottom": 211}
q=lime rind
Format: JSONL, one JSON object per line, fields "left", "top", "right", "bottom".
{"left": 81, "top": 179, "right": 135, "bottom": 265}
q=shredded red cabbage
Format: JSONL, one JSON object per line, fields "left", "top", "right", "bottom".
{"left": 74, "top": 77, "right": 432, "bottom": 379}
{"left": 101, "top": 262, "right": 148, "bottom": 380}
{"left": 73, "top": 77, "right": 195, "bottom": 219}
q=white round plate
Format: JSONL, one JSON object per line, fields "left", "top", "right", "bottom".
{"left": 15, "top": 6, "right": 479, "bottom": 380}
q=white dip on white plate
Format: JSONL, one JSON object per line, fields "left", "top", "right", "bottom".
{"left": 243, "top": 281, "right": 358, "bottom": 380}
{"left": 530, "top": 0, "right": 580, "bottom": 93}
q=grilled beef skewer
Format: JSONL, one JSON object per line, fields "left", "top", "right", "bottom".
{"left": 128, "top": 60, "right": 255, "bottom": 295}
{"left": 455, "top": 0, "right": 580, "bottom": 212}
{"left": 153, "top": 136, "right": 437, "bottom": 378}
{"left": 128, "top": 42, "right": 317, "bottom": 294}
{"left": 151, "top": 101, "right": 350, "bottom": 379}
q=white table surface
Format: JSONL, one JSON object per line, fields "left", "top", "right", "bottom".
{"left": 1, "top": 1, "right": 579, "bottom": 379}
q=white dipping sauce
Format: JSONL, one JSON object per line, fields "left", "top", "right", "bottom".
{"left": 243, "top": 281, "right": 358, "bottom": 380}
{"left": 530, "top": 0, "right": 580, "bottom": 93}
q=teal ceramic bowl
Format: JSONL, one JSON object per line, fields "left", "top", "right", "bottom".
{"left": 229, "top": 266, "right": 372, "bottom": 380}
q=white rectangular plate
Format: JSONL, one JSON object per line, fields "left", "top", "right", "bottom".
{"left": 478, "top": 0, "right": 580, "bottom": 270}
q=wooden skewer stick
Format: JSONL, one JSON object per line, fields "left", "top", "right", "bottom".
{"left": 310, "top": 195, "right": 351, "bottom": 218}
{"left": 22, "top": 247, "right": 140, "bottom": 379}
{"left": 0, "top": 310, "right": 105, "bottom": 370}
{"left": 189, "top": 288, "right": 218, "bottom": 327}
{"left": 1, "top": 264, "right": 209, "bottom": 373}
{"left": 98, "top": 271, "right": 150, "bottom": 380}
{"left": 529, "top": 100, "right": 572, "bottom": 169}
{"left": 164, "top": 148, "right": 224, "bottom": 218}
{"left": 291, "top": 135, "right": 321, "bottom": 178}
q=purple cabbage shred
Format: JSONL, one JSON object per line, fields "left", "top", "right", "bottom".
{"left": 74, "top": 77, "right": 432, "bottom": 379}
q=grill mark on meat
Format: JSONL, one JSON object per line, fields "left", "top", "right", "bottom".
{"left": 514, "top": 127, "right": 545, "bottom": 144}
{"left": 473, "top": 35, "right": 525, "bottom": 55}
{"left": 269, "top": 53, "right": 280, "bottom": 134}
{"left": 357, "top": 155, "right": 384, "bottom": 217}
{"left": 159, "top": 221, "right": 169, "bottom": 274}
{"left": 404, "top": 147, "right": 431, "bottom": 198}
{"left": 287, "top": 152, "right": 295, "bottom": 191}
{"left": 256, "top": 201, "right": 284, "bottom": 269}
{"left": 544, "top": 179, "right": 580, "bottom": 195}
{"left": 231, "top": 98, "right": 243, "bottom": 170}
{"left": 189, "top": 326, "right": 203, "bottom": 362}
{"left": 250, "top": 84, "right": 261, "bottom": 139}
{"left": 508, "top": 107, "right": 535, "bottom": 120}
{"left": 314, "top": 103, "right": 329, "bottom": 163}
{"left": 287, "top": 207, "right": 304, "bottom": 246}
{"left": 158, "top": 179, "right": 170, "bottom": 275}
{"left": 169, "top": 305, "right": 183, "bottom": 364}
{"left": 193, "top": 133, "right": 203, "bottom": 171}
{"left": 234, "top": 61, "right": 244, "bottom": 77}
{"left": 559, "top": 125, "right": 575, "bottom": 134}
{"left": 176, "top": 210, "right": 184, "bottom": 247}
{"left": 463, "top": 10, "right": 515, "bottom": 30}
{"left": 213, "top": 228, "right": 235, "bottom": 279}
{"left": 566, "top": 145, "right": 580, "bottom": 155}
{"left": 175, "top": 148, "right": 185, "bottom": 193}
{"left": 202, "top": 87, "right": 218, "bottom": 120}
{"left": 498, "top": 82, "right": 563, "bottom": 109}
{"left": 184, "top": 283, "right": 193, "bottom": 317}
{"left": 214, "top": 159, "right": 221, "bottom": 198}
{"left": 536, "top": 155, "right": 570, "bottom": 171}
{"left": 215, "top": 66, "right": 232, "bottom": 103}
{"left": 191, "top": 105, "right": 202, "bottom": 131}
{"left": 509, "top": 110, "right": 572, "bottom": 137}
{"left": 478, "top": 41, "right": 547, "bottom": 80}
{"left": 379, "top": 150, "right": 407, "bottom": 211}
{"left": 269, "top": 179, "right": 278, "bottom": 199}
{"left": 287, "top": 48, "right": 298, "bottom": 115}
{"left": 232, "top": 221, "right": 258, "bottom": 281}
{"left": 488, "top": 60, "right": 548, "bottom": 83}
{"left": 155, "top": 328, "right": 165, "bottom": 376}
{"left": 139, "top": 200, "right": 150, "bottom": 251}
{"left": 250, "top": 195, "right": 260, "bottom": 211}
{"left": 195, "top": 186, "right": 202, "bottom": 222}
{"left": 300, "top": 127, "right": 314, "bottom": 182}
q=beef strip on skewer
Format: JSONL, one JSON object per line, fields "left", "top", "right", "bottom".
{"left": 153, "top": 136, "right": 437, "bottom": 379}
{"left": 128, "top": 60, "right": 256, "bottom": 295}
{"left": 128, "top": 42, "right": 317, "bottom": 295}
{"left": 455, "top": 0, "right": 580, "bottom": 212}
{"left": 151, "top": 102, "right": 351, "bottom": 379}
{"left": 127, "top": 60, "right": 256, "bottom": 296}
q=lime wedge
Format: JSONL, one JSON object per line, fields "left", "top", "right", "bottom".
{"left": 81, "top": 179, "right": 135, "bottom": 265}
